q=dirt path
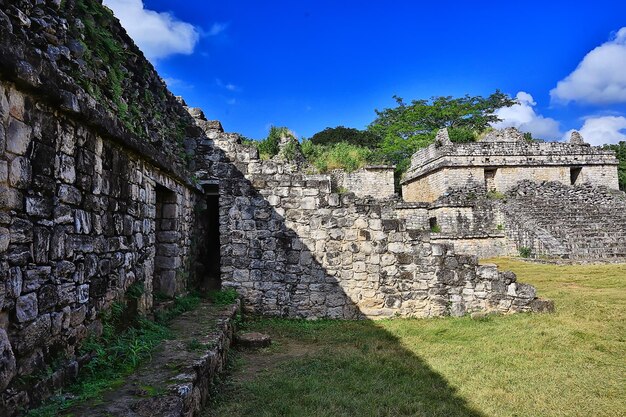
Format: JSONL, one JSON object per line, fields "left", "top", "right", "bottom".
{"left": 231, "top": 338, "right": 322, "bottom": 383}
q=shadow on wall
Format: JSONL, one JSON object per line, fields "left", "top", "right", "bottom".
{"left": 194, "top": 135, "right": 486, "bottom": 417}
{"left": 193, "top": 118, "right": 547, "bottom": 320}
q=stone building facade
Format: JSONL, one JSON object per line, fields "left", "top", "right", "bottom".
{"left": 0, "top": 1, "right": 552, "bottom": 413}
{"left": 399, "top": 128, "right": 626, "bottom": 260}
{"left": 401, "top": 128, "right": 619, "bottom": 202}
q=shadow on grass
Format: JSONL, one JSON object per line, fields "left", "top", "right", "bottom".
{"left": 195, "top": 124, "right": 492, "bottom": 417}
{"left": 207, "top": 319, "right": 485, "bottom": 417}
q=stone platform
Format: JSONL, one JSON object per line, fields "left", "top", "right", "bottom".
{"left": 64, "top": 300, "right": 239, "bottom": 417}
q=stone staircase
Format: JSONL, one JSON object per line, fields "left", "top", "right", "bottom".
{"left": 501, "top": 181, "right": 626, "bottom": 260}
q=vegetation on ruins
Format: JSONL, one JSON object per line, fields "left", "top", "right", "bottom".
{"left": 261, "top": 91, "right": 516, "bottom": 177}
{"left": 602, "top": 141, "right": 626, "bottom": 190}
{"left": 367, "top": 91, "right": 515, "bottom": 174}
{"left": 301, "top": 141, "right": 374, "bottom": 173}
{"left": 26, "top": 293, "right": 203, "bottom": 417}
{"left": 207, "top": 259, "right": 626, "bottom": 417}
{"left": 254, "top": 126, "right": 297, "bottom": 160}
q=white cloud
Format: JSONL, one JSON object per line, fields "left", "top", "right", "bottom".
{"left": 216, "top": 78, "right": 239, "bottom": 92}
{"left": 492, "top": 91, "right": 561, "bottom": 140}
{"left": 551, "top": 27, "right": 626, "bottom": 105}
{"left": 564, "top": 116, "right": 626, "bottom": 146}
{"left": 207, "top": 23, "right": 228, "bottom": 36}
{"left": 103, "top": 0, "right": 200, "bottom": 61}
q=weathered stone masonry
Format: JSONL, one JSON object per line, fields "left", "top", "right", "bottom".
{"left": 0, "top": 0, "right": 551, "bottom": 413}
{"left": 0, "top": 0, "right": 212, "bottom": 412}
{"left": 191, "top": 119, "right": 549, "bottom": 319}
{"left": 400, "top": 128, "right": 626, "bottom": 260}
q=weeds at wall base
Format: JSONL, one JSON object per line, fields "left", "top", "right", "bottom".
{"left": 25, "top": 294, "right": 202, "bottom": 417}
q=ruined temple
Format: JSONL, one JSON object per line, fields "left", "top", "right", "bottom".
{"left": 0, "top": 0, "right": 622, "bottom": 414}
{"left": 402, "top": 127, "right": 619, "bottom": 202}
{"left": 399, "top": 127, "right": 626, "bottom": 260}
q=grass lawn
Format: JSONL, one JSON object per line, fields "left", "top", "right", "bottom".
{"left": 207, "top": 258, "right": 626, "bottom": 417}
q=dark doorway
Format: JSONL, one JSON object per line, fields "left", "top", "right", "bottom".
{"left": 154, "top": 184, "right": 179, "bottom": 298}
{"left": 570, "top": 167, "right": 582, "bottom": 185}
{"left": 199, "top": 184, "right": 221, "bottom": 291}
{"left": 429, "top": 217, "right": 439, "bottom": 232}
{"left": 484, "top": 168, "right": 497, "bottom": 192}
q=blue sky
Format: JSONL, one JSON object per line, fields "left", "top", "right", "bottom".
{"left": 103, "top": 0, "right": 626, "bottom": 145}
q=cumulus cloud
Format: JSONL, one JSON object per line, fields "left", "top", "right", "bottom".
{"left": 564, "top": 116, "right": 626, "bottom": 146}
{"left": 551, "top": 27, "right": 626, "bottom": 104}
{"left": 492, "top": 91, "right": 561, "bottom": 140}
{"left": 103, "top": 0, "right": 200, "bottom": 61}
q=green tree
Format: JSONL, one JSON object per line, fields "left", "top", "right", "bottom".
{"left": 309, "top": 126, "right": 381, "bottom": 148}
{"left": 602, "top": 142, "right": 626, "bottom": 190}
{"left": 368, "top": 91, "right": 515, "bottom": 175}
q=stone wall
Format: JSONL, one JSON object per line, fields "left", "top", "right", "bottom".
{"left": 0, "top": 81, "right": 205, "bottom": 410}
{"left": 333, "top": 165, "right": 396, "bottom": 199}
{"left": 501, "top": 181, "right": 626, "bottom": 260}
{"left": 402, "top": 131, "right": 619, "bottom": 202}
{"left": 190, "top": 116, "right": 550, "bottom": 320}
{"left": 0, "top": 0, "right": 213, "bottom": 410}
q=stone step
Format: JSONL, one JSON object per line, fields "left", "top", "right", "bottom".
{"left": 64, "top": 300, "right": 240, "bottom": 417}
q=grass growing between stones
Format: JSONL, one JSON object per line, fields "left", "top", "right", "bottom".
{"left": 26, "top": 294, "right": 202, "bottom": 417}
{"left": 207, "top": 259, "right": 626, "bottom": 417}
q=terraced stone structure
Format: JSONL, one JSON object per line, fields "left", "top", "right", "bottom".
{"left": 402, "top": 127, "right": 619, "bottom": 202}
{"left": 401, "top": 128, "right": 626, "bottom": 260}
{"left": 0, "top": 0, "right": 551, "bottom": 414}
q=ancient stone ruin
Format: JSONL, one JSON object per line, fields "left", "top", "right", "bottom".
{"left": 1, "top": 0, "right": 623, "bottom": 414}
{"left": 401, "top": 128, "right": 626, "bottom": 259}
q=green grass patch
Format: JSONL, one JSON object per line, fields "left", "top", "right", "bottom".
{"left": 208, "top": 260, "right": 626, "bottom": 417}
{"left": 208, "top": 288, "right": 239, "bottom": 306}
{"left": 27, "top": 294, "right": 201, "bottom": 417}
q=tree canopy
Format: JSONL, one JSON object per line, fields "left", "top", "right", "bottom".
{"left": 309, "top": 126, "right": 381, "bottom": 148}
{"left": 365, "top": 91, "right": 515, "bottom": 174}
{"left": 602, "top": 142, "right": 626, "bottom": 190}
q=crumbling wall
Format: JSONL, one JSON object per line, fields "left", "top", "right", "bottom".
{"left": 0, "top": 0, "right": 207, "bottom": 412}
{"left": 192, "top": 120, "right": 550, "bottom": 320}
{"left": 0, "top": 80, "right": 203, "bottom": 412}
{"left": 402, "top": 135, "right": 620, "bottom": 202}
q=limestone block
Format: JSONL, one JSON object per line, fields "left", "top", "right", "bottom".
{"left": 9, "top": 218, "right": 32, "bottom": 244}
{"left": 23, "top": 268, "right": 50, "bottom": 293}
{"left": 0, "top": 86, "right": 8, "bottom": 123}
{"left": 16, "top": 293, "right": 38, "bottom": 322}
{"left": 70, "top": 305, "right": 87, "bottom": 327}
{"left": 6, "top": 118, "right": 32, "bottom": 155}
{"left": 74, "top": 209, "right": 91, "bottom": 234}
{"left": 476, "top": 264, "right": 499, "bottom": 280}
{"left": 7, "top": 267, "right": 22, "bottom": 298}
{"left": 8, "top": 156, "right": 31, "bottom": 188}
{"left": 0, "top": 160, "right": 7, "bottom": 184}
{"left": 0, "top": 186, "right": 22, "bottom": 210}
{"left": 26, "top": 196, "right": 52, "bottom": 217}
{"left": 56, "top": 153, "right": 76, "bottom": 184}
{"left": 0, "top": 227, "right": 8, "bottom": 252}
{"left": 33, "top": 227, "right": 51, "bottom": 263}
{"left": 15, "top": 314, "right": 51, "bottom": 355}
{"left": 155, "top": 256, "right": 181, "bottom": 270}
{"left": 0, "top": 328, "right": 16, "bottom": 391}
{"left": 58, "top": 184, "right": 82, "bottom": 205}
